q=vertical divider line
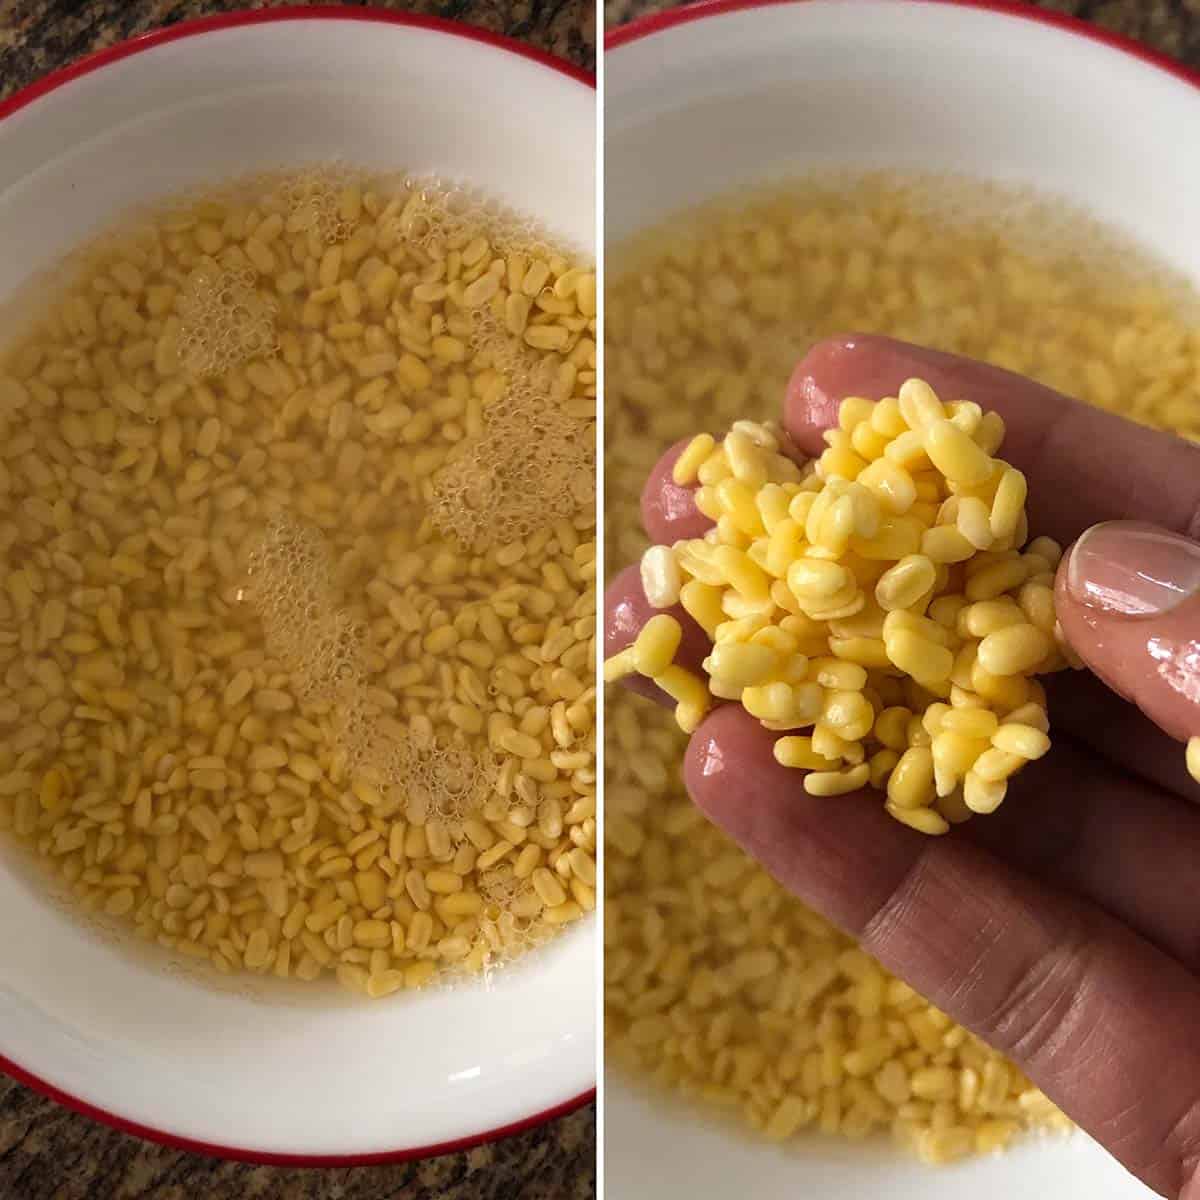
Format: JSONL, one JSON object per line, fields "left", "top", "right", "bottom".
{"left": 594, "top": 2, "right": 607, "bottom": 1193}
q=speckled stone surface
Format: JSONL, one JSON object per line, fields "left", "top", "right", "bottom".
{"left": 0, "top": 1099, "right": 598, "bottom": 1200}
{"left": 0, "top": 0, "right": 594, "bottom": 92}
{"left": 0, "top": 1081, "right": 595, "bottom": 1200}
{"left": 605, "top": 0, "right": 1200, "bottom": 65}
{"left": 0, "top": 8, "right": 594, "bottom": 1196}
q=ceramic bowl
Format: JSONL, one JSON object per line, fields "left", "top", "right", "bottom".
{"left": 0, "top": 8, "right": 595, "bottom": 1163}
{"left": 605, "top": 1, "right": 1198, "bottom": 1194}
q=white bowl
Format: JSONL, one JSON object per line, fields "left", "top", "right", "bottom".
{"left": 0, "top": 10, "right": 595, "bottom": 1163}
{"left": 605, "top": 1, "right": 1199, "bottom": 1196}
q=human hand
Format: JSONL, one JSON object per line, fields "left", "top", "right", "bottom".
{"left": 604, "top": 334, "right": 1200, "bottom": 1197}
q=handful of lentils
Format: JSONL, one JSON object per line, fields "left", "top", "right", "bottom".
{"left": 605, "top": 378, "right": 1090, "bottom": 835}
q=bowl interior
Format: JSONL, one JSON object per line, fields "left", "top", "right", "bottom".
{"left": 0, "top": 16, "right": 594, "bottom": 1159}
{"left": 607, "top": 1073, "right": 1156, "bottom": 1199}
{"left": 605, "top": 2, "right": 1192, "bottom": 1196}
{"left": 606, "top": 0, "right": 1200, "bottom": 282}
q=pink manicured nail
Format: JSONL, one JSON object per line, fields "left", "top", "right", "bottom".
{"left": 1066, "top": 521, "right": 1200, "bottom": 617}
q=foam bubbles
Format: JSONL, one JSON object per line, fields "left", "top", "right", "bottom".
{"left": 242, "top": 511, "right": 498, "bottom": 829}
{"left": 280, "top": 163, "right": 366, "bottom": 245}
{"left": 383, "top": 175, "right": 558, "bottom": 260}
{"left": 243, "top": 512, "right": 359, "bottom": 697}
{"left": 479, "top": 868, "right": 551, "bottom": 959}
{"left": 177, "top": 258, "right": 278, "bottom": 377}
{"left": 403, "top": 739, "right": 496, "bottom": 829}
{"left": 431, "top": 310, "right": 594, "bottom": 548}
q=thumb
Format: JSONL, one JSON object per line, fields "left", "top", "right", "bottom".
{"left": 1056, "top": 520, "right": 1200, "bottom": 748}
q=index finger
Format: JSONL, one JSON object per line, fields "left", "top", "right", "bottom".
{"left": 785, "top": 334, "right": 1200, "bottom": 548}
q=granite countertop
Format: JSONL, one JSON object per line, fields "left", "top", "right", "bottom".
{"left": 0, "top": 0, "right": 595, "bottom": 82}
{"left": 0, "top": 10, "right": 593, "bottom": 1199}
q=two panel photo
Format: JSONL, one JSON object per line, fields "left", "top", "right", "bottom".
{"left": 1, "top": 2, "right": 1199, "bottom": 1198}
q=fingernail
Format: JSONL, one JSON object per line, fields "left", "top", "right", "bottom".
{"left": 1066, "top": 521, "right": 1200, "bottom": 616}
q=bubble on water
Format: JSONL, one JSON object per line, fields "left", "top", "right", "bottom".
{"left": 430, "top": 309, "right": 594, "bottom": 549}
{"left": 278, "top": 161, "right": 368, "bottom": 246}
{"left": 241, "top": 511, "right": 499, "bottom": 821}
{"left": 477, "top": 868, "right": 552, "bottom": 962}
{"left": 176, "top": 257, "right": 278, "bottom": 377}
{"left": 242, "top": 512, "right": 363, "bottom": 702}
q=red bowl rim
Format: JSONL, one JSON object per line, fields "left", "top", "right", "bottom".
{"left": 0, "top": 3, "right": 593, "bottom": 1169}
{"left": 0, "top": 4, "right": 593, "bottom": 124}
{"left": 606, "top": 0, "right": 1200, "bottom": 101}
